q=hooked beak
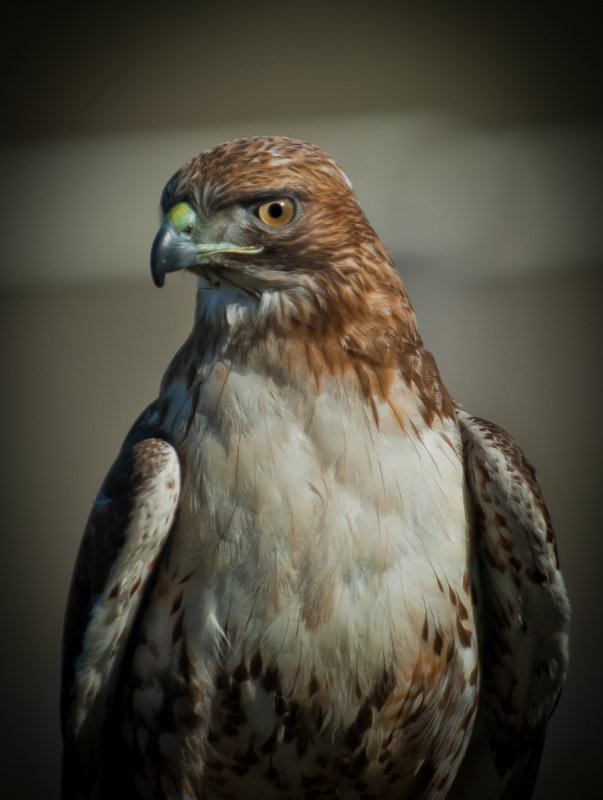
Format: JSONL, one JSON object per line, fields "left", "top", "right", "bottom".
{"left": 150, "top": 202, "right": 264, "bottom": 288}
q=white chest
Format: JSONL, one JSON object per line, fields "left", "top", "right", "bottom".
{"left": 155, "top": 363, "right": 469, "bottom": 677}
{"left": 130, "top": 360, "right": 478, "bottom": 798}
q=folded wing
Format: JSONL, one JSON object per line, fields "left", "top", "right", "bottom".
{"left": 450, "top": 411, "right": 570, "bottom": 799}
{"left": 61, "top": 406, "right": 180, "bottom": 798}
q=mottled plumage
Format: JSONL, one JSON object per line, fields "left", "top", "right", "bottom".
{"left": 61, "top": 136, "right": 569, "bottom": 799}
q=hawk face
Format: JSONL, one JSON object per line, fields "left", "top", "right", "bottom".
{"left": 150, "top": 135, "right": 386, "bottom": 297}
{"left": 151, "top": 136, "right": 426, "bottom": 423}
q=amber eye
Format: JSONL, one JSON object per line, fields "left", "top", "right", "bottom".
{"left": 256, "top": 198, "right": 296, "bottom": 227}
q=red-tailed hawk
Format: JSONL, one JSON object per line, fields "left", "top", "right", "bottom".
{"left": 61, "top": 136, "right": 569, "bottom": 799}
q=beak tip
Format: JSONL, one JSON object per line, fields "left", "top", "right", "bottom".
{"left": 151, "top": 263, "right": 165, "bottom": 288}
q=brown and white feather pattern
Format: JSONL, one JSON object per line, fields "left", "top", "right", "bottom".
{"left": 61, "top": 136, "right": 569, "bottom": 799}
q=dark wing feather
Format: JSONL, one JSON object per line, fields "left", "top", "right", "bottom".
{"left": 61, "top": 403, "right": 180, "bottom": 799}
{"left": 449, "top": 411, "right": 570, "bottom": 799}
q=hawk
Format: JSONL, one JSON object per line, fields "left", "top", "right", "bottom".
{"left": 61, "top": 136, "right": 570, "bottom": 799}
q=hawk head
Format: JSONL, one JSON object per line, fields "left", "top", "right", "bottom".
{"left": 151, "top": 136, "right": 395, "bottom": 296}
{"left": 150, "top": 136, "right": 427, "bottom": 398}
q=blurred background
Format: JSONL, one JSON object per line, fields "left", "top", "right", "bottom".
{"left": 1, "top": 2, "right": 601, "bottom": 797}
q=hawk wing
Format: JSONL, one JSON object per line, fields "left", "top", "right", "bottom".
{"left": 61, "top": 403, "right": 181, "bottom": 799}
{"left": 449, "top": 411, "right": 570, "bottom": 799}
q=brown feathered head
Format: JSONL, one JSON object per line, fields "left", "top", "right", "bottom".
{"left": 151, "top": 136, "right": 395, "bottom": 293}
{"left": 151, "top": 136, "right": 429, "bottom": 396}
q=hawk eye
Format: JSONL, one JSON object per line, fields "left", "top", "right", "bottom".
{"left": 256, "top": 198, "right": 295, "bottom": 227}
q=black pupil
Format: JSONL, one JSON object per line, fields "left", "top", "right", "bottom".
{"left": 269, "top": 202, "right": 283, "bottom": 218}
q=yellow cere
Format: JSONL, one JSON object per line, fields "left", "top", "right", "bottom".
{"left": 166, "top": 202, "right": 197, "bottom": 233}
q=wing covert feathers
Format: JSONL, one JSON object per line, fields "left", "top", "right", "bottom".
{"left": 61, "top": 423, "right": 180, "bottom": 798}
{"left": 450, "top": 411, "right": 570, "bottom": 799}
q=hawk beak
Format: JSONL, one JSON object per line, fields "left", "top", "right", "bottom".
{"left": 150, "top": 202, "right": 264, "bottom": 288}
{"left": 151, "top": 218, "right": 197, "bottom": 288}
